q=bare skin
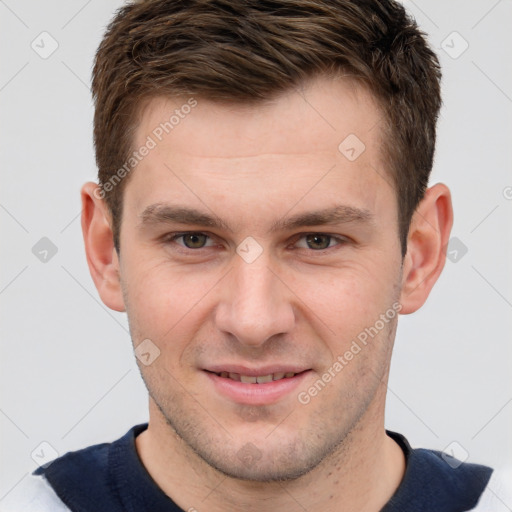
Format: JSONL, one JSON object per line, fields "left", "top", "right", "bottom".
{"left": 81, "top": 76, "right": 452, "bottom": 511}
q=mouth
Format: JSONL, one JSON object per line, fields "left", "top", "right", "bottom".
{"left": 202, "top": 367, "right": 312, "bottom": 405}
{"left": 205, "top": 370, "right": 305, "bottom": 384}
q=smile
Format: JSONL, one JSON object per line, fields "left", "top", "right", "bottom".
{"left": 211, "top": 371, "right": 299, "bottom": 383}
{"left": 203, "top": 369, "right": 311, "bottom": 405}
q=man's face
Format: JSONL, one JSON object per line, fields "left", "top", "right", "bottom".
{"left": 118, "top": 76, "right": 404, "bottom": 481}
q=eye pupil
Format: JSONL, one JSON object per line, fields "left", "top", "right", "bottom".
{"left": 183, "top": 233, "right": 207, "bottom": 248}
{"left": 306, "top": 234, "right": 330, "bottom": 250}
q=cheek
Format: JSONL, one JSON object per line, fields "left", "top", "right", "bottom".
{"left": 121, "top": 258, "right": 224, "bottom": 361}
{"left": 124, "top": 258, "right": 205, "bottom": 316}
{"left": 292, "top": 263, "right": 398, "bottom": 338}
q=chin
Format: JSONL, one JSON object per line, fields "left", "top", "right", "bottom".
{"left": 200, "top": 449, "right": 319, "bottom": 483}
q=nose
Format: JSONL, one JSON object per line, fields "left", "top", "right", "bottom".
{"left": 214, "top": 256, "right": 296, "bottom": 348}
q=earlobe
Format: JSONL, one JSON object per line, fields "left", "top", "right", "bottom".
{"left": 81, "top": 182, "right": 126, "bottom": 312}
{"left": 399, "top": 183, "right": 454, "bottom": 315}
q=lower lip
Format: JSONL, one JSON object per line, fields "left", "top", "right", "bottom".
{"left": 204, "top": 370, "right": 311, "bottom": 405}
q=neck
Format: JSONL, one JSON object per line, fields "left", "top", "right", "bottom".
{"left": 136, "top": 388, "right": 405, "bottom": 512}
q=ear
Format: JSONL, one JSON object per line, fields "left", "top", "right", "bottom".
{"left": 81, "top": 182, "right": 125, "bottom": 312}
{"left": 399, "top": 183, "right": 454, "bottom": 314}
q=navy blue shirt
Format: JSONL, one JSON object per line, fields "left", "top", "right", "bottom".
{"left": 34, "top": 424, "right": 492, "bottom": 512}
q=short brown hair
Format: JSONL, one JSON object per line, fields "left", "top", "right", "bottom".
{"left": 92, "top": 0, "right": 441, "bottom": 256}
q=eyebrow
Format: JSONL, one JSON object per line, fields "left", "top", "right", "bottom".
{"left": 139, "top": 203, "right": 373, "bottom": 233}
{"left": 270, "top": 205, "right": 373, "bottom": 232}
{"left": 139, "top": 204, "right": 230, "bottom": 231}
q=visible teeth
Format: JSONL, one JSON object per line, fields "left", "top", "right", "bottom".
{"left": 256, "top": 374, "right": 273, "bottom": 383}
{"left": 240, "top": 375, "right": 257, "bottom": 384}
{"left": 216, "top": 371, "right": 297, "bottom": 383}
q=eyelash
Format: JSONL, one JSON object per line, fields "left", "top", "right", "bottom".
{"left": 162, "top": 231, "right": 348, "bottom": 253}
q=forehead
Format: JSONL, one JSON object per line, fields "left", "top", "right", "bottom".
{"left": 125, "top": 75, "right": 393, "bottom": 225}
{"left": 135, "top": 76, "right": 383, "bottom": 160}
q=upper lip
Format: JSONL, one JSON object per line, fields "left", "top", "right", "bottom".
{"left": 204, "top": 365, "right": 310, "bottom": 376}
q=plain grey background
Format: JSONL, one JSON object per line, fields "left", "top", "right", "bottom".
{"left": 1, "top": 0, "right": 511, "bottom": 503}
